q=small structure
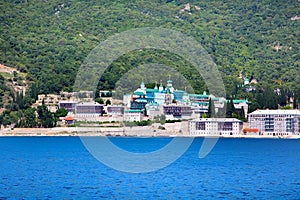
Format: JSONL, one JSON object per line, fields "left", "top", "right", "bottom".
{"left": 189, "top": 118, "right": 243, "bottom": 136}
{"left": 243, "top": 127, "right": 259, "bottom": 135}
{"left": 64, "top": 116, "right": 75, "bottom": 125}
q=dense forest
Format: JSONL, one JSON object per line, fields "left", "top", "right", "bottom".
{"left": 0, "top": 0, "right": 299, "bottom": 121}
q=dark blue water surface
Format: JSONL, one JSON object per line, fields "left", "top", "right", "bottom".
{"left": 1, "top": 137, "right": 300, "bottom": 199}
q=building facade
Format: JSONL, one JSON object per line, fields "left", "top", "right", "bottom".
{"left": 145, "top": 102, "right": 160, "bottom": 119}
{"left": 248, "top": 109, "right": 300, "bottom": 136}
{"left": 123, "top": 110, "right": 143, "bottom": 122}
{"left": 163, "top": 105, "right": 192, "bottom": 119}
{"left": 74, "top": 102, "right": 104, "bottom": 121}
{"left": 189, "top": 118, "right": 243, "bottom": 136}
{"left": 59, "top": 101, "right": 77, "bottom": 113}
{"left": 107, "top": 105, "right": 124, "bottom": 116}
{"left": 75, "top": 102, "right": 103, "bottom": 114}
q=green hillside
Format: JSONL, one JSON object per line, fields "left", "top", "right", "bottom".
{"left": 0, "top": 0, "right": 299, "bottom": 95}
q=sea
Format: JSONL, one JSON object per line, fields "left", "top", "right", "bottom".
{"left": 1, "top": 137, "right": 300, "bottom": 199}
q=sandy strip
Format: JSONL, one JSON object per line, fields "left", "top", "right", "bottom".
{"left": 1, "top": 127, "right": 300, "bottom": 139}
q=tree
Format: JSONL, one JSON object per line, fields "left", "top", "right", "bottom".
{"left": 37, "top": 104, "right": 55, "bottom": 128}
{"left": 201, "top": 113, "right": 208, "bottom": 118}
{"left": 159, "top": 114, "right": 166, "bottom": 125}
{"left": 24, "top": 108, "right": 37, "bottom": 128}
{"left": 95, "top": 97, "right": 104, "bottom": 104}
{"left": 0, "top": 114, "right": 3, "bottom": 128}
{"left": 226, "top": 98, "right": 237, "bottom": 118}
{"left": 55, "top": 108, "right": 68, "bottom": 118}
{"left": 105, "top": 99, "right": 111, "bottom": 105}
{"left": 239, "top": 106, "right": 246, "bottom": 122}
{"left": 207, "top": 98, "right": 215, "bottom": 118}
{"left": 293, "top": 95, "right": 298, "bottom": 109}
{"left": 2, "top": 115, "right": 11, "bottom": 127}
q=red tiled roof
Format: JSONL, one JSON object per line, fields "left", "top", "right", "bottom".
{"left": 64, "top": 116, "right": 74, "bottom": 121}
{"left": 243, "top": 127, "right": 259, "bottom": 132}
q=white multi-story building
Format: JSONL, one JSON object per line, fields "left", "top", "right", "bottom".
{"left": 123, "top": 110, "right": 143, "bottom": 122}
{"left": 74, "top": 102, "right": 104, "bottom": 121}
{"left": 248, "top": 109, "right": 300, "bottom": 136}
{"left": 189, "top": 118, "right": 243, "bottom": 136}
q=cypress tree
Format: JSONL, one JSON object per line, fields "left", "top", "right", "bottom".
{"left": 208, "top": 98, "right": 215, "bottom": 118}
{"left": 226, "top": 98, "right": 236, "bottom": 118}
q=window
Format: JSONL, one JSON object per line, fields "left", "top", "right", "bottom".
{"left": 196, "top": 122, "right": 205, "bottom": 130}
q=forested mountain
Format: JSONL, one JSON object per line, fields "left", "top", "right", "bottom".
{"left": 0, "top": 0, "right": 299, "bottom": 99}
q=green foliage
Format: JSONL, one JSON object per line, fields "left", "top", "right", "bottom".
{"left": 37, "top": 102, "right": 56, "bottom": 128}
{"left": 281, "top": 105, "right": 292, "bottom": 110}
{"left": 95, "top": 97, "right": 104, "bottom": 104}
{"left": 0, "top": 0, "right": 300, "bottom": 114}
{"left": 165, "top": 119, "right": 181, "bottom": 123}
{"left": 0, "top": 0, "right": 299, "bottom": 97}
{"left": 207, "top": 98, "right": 215, "bottom": 118}
{"left": 55, "top": 108, "right": 68, "bottom": 118}
{"left": 105, "top": 99, "right": 111, "bottom": 105}
{"left": 226, "top": 98, "right": 236, "bottom": 118}
{"left": 124, "top": 120, "right": 152, "bottom": 127}
{"left": 239, "top": 107, "right": 246, "bottom": 122}
{"left": 201, "top": 113, "right": 208, "bottom": 118}
{"left": 24, "top": 108, "right": 37, "bottom": 128}
{"left": 154, "top": 115, "right": 166, "bottom": 125}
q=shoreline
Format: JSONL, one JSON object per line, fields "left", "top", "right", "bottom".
{"left": 1, "top": 127, "right": 300, "bottom": 139}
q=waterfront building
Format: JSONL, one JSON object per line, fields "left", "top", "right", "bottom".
{"left": 189, "top": 118, "right": 243, "bottom": 136}
{"left": 145, "top": 102, "right": 160, "bottom": 119}
{"left": 163, "top": 105, "right": 192, "bottom": 119}
{"left": 107, "top": 105, "right": 124, "bottom": 116}
{"left": 59, "top": 101, "right": 77, "bottom": 113}
{"left": 74, "top": 102, "right": 104, "bottom": 120}
{"left": 123, "top": 110, "right": 143, "bottom": 122}
{"left": 123, "top": 79, "right": 250, "bottom": 119}
{"left": 64, "top": 116, "right": 75, "bottom": 125}
{"left": 248, "top": 109, "right": 300, "bottom": 136}
{"left": 75, "top": 102, "right": 103, "bottom": 114}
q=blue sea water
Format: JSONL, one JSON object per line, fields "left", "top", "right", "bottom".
{"left": 1, "top": 137, "right": 300, "bottom": 199}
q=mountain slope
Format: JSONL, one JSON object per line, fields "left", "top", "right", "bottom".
{"left": 0, "top": 0, "right": 299, "bottom": 95}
